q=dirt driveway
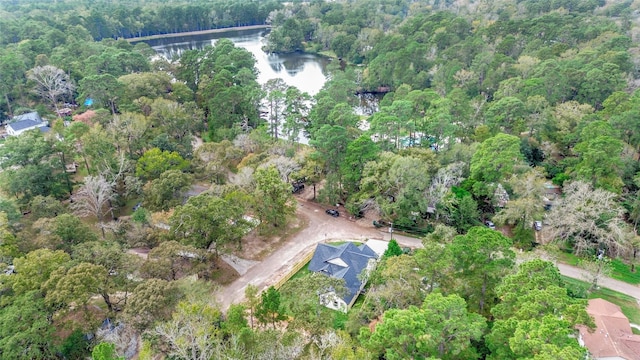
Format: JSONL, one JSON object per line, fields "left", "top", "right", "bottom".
{"left": 214, "top": 199, "right": 640, "bottom": 311}
{"left": 214, "top": 200, "right": 389, "bottom": 311}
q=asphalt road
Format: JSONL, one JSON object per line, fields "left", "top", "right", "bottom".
{"left": 214, "top": 200, "right": 640, "bottom": 311}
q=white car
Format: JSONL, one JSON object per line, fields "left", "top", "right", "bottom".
{"left": 534, "top": 221, "right": 542, "bottom": 231}
{"left": 485, "top": 221, "right": 496, "bottom": 230}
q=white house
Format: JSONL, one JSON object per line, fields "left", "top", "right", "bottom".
{"left": 308, "top": 240, "right": 387, "bottom": 312}
{"left": 6, "top": 112, "right": 49, "bottom": 136}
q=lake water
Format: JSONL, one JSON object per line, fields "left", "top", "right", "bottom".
{"left": 139, "top": 28, "right": 379, "bottom": 142}
{"left": 141, "top": 28, "right": 330, "bottom": 96}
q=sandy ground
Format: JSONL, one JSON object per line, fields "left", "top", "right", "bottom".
{"left": 220, "top": 254, "right": 259, "bottom": 276}
{"left": 214, "top": 197, "right": 424, "bottom": 311}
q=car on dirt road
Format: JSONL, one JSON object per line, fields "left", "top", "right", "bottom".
{"left": 325, "top": 209, "right": 339, "bottom": 217}
{"left": 534, "top": 220, "right": 542, "bottom": 231}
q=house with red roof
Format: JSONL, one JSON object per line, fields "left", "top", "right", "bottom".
{"left": 577, "top": 298, "right": 640, "bottom": 360}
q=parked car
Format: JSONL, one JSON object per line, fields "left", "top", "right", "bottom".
{"left": 292, "top": 183, "right": 305, "bottom": 193}
{"left": 485, "top": 220, "right": 496, "bottom": 230}
{"left": 533, "top": 221, "right": 542, "bottom": 231}
{"left": 325, "top": 209, "right": 339, "bottom": 217}
{"left": 133, "top": 202, "right": 142, "bottom": 211}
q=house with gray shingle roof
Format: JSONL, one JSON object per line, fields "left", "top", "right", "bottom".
{"left": 6, "top": 112, "right": 49, "bottom": 136}
{"left": 308, "top": 240, "right": 386, "bottom": 312}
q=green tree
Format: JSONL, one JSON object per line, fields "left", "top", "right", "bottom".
{"left": 29, "top": 195, "right": 66, "bottom": 220}
{"left": 0, "top": 131, "right": 67, "bottom": 201}
{"left": 10, "top": 248, "right": 70, "bottom": 295}
{"left": 78, "top": 74, "right": 124, "bottom": 115}
{"left": 170, "top": 194, "right": 249, "bottom": 253}
{"left": 341, "top": 135, "right": 379, "bottom": 194}
{"left": 0, "top": 50, "right": 26, "bottom": 117}
{"left": 362, "top": 293, "right": 486, "bottom": 360}
{"left": 43, "top": 262, "right": 120, "bottom": 312}
{"left": 253, "top": 165, "right": 295, "bottom": 230}
{"left": 280, "top": 272, "right": 346, "bottom": 335}
{"left": 470, "top": 133, "right": 526, "bottom": 197}
{"left": 144, "top": 170, "right": 193, "bottom": 211}
{"left": 136, "top": 148, "right": 190, "bottom": 181}
{"left": 140, "top": 241, "right": 205, "bottom": 280}
{"left": 470, "top": 133, "right": 525, "bottom": 184}
{"left": 283, "top": 86, "right": 311, "bottom": 144}
{"left": 486, "top": 260, "right": 591, "bottom": 360}
{"left": 450, "top": 226, "right": 515, "bottom": 315}
{"left": 0, "top": 291, "right": 57, "bottom": 360}
{"left": 383, "top": 239, "right": 403, "bottom": 258}
{"left": 493, "top": 169, "right": 546, "bottom": 231}
{"left": 256, "top": 286, "right": 286, "bottom": 329}
{"left": 485, "top": 96, "right": 526, "bottom": 134}
{"left": 310, "top": 124, "right": 351, "bottom": 176}
{"left": 92, "top": 342, "right": 124, "bottom": 360}
{"left": 122, "top": 279, "right": 180, "bottom": 331}
{"left": 264, "top": 78, "right": 288, "bottom": 140}
{"left": 244, "top": 284, "right": 260, "bottom": 330}
{"left": 573, "top": 122, "right": 624, "bottom": 193}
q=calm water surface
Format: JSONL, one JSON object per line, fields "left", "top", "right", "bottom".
{"left": 141, "top": 28, "right": 330, "bottom": 96}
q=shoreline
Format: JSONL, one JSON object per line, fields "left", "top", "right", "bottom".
{"left": 125, "top": 24, "right": 271, "bottom": 42}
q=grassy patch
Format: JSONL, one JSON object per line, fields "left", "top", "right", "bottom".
{"left": 556, "top": 248, "right": 640, "bottom": 285}
{"left": 288, "top": 262, "right": 310, "bottom": 281}
{"left": 562, "top": 276, "right": 640, "bottom": 324}
{"left": 556, "top": 250, "right": 580, "bottom": 266}
{"left": 610, "top": 258, "right": 640, "bottom": 285}
{"left": 328, "top": 241, "right": 362, "bottom": 247}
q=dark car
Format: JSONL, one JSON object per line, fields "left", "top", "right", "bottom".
{"left": 325, "top": 209, "right": 339, "bottom": 217}
{"left": 133, "top": 202, "right": 142, "bottom": 211}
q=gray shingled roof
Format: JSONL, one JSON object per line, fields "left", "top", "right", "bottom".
{"left": 308, "top": 242, "right": 378, "bottom": 305}
{"left": 12, "top": 112, "right": 42, "bottom": 122}
{"left": 7, "top": 112, "right": 45, "bottom": 132}
{"left": 8, "top": 119, "right": 44, "bottom": 132}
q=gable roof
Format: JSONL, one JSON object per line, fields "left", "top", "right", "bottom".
{"left": 7, "top": 112, "right": 45, "bottom": 132}
{"left": 12, "top": 111, "right": 42, "bottom": 123}
{"left": 578, "top": 298, "right": 640, "bottom": 360}
{"left": 308, "top": 242, "right": 378, "bottom": 305}
{"left": 7, "top": 119, "right": 44, "bottom": 132}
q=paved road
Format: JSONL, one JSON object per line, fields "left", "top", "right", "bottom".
{"left": 556, "top": 262, "right": 640, "bottom": 301}
{"left": 214, "top": 200, "right": 640, "bottom": 311}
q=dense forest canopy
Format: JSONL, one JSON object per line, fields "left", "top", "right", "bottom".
{"left": 1, "top": 0, "right": 640, "bottom": 358}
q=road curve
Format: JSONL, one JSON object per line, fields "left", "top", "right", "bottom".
{"left": 214, "top": 200, "right": 640, "bottom": 311}
{"left": 214, "top": 200, "right": 384, "bottom": 311}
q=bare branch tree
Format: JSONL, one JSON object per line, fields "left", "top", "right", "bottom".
{"left": 424, "top": 162, "right": 465, "bottom": 209}
{"left": 544, "top": 181, "right": 630, "bottom": 257}
{"left": 72, "top": 175, "right": 115, "bottom": 238}
{"left": 27, "top": 65, "right": 75, "bottom": 116}
{"left": 259, "top": 156, "right": 300, "bottom": 183}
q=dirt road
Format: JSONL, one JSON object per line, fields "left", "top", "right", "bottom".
{"left": 214, "top": 200, "right": 640, "bottom": 311}
{"left": 214, "top": 200, "right": 383, "bottom": 310}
